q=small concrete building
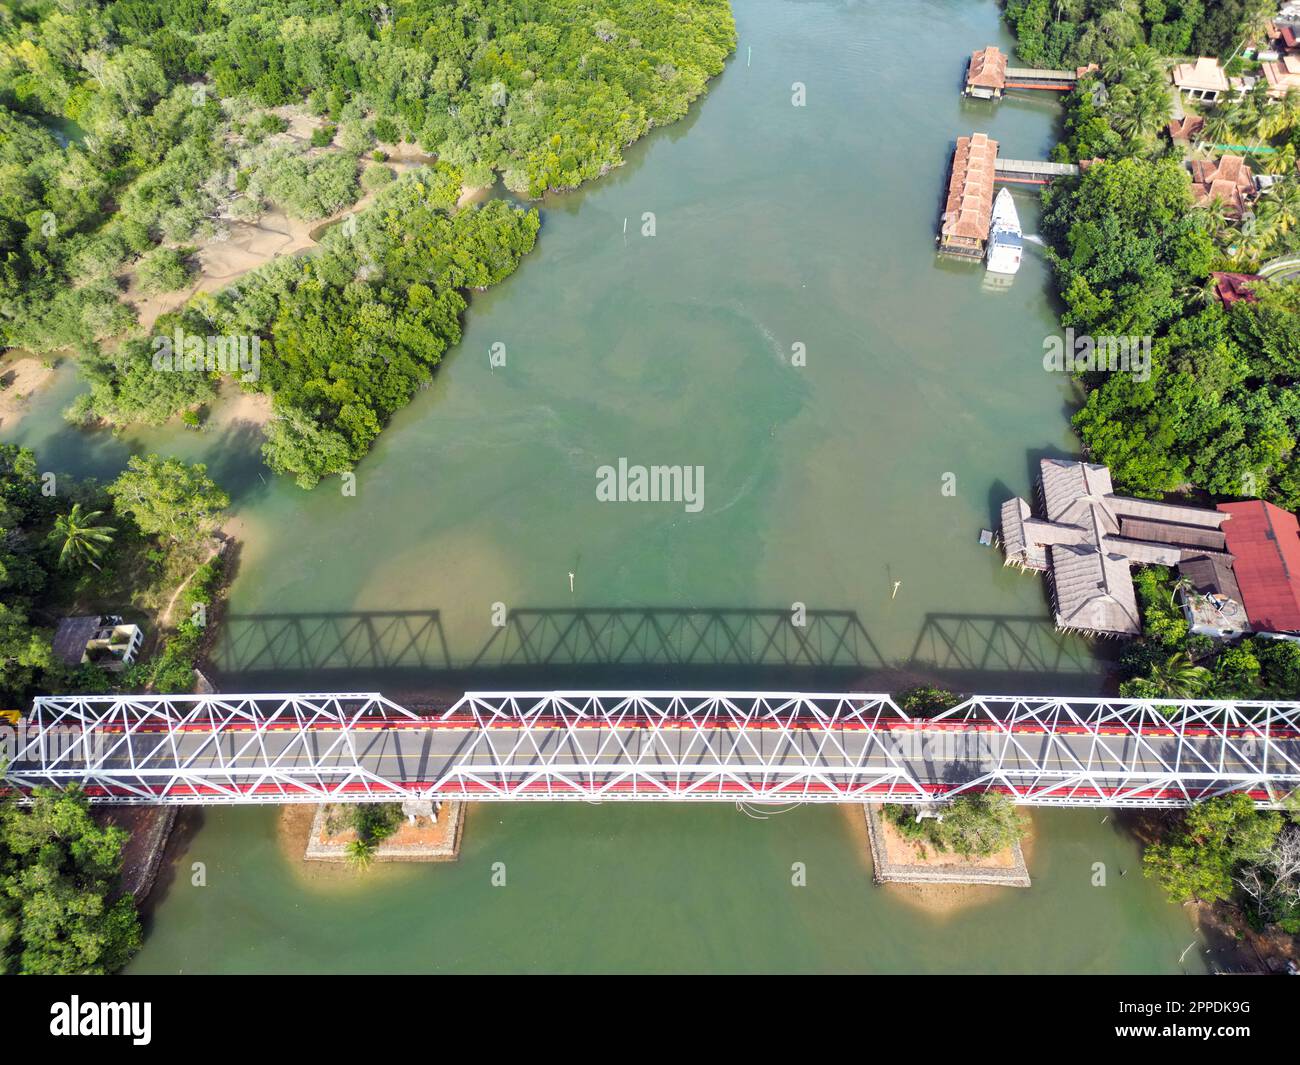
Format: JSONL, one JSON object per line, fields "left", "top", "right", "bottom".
{"left": 53, "top": 615, "right": 144, "bottom": 672}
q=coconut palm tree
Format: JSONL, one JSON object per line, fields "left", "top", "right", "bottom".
{"left": 1169, "top": 574, "right": 1196, "bottom": 610}
{"left": 49, "top": 503, "right": 115, "bottom": 571}
{"left": 1107, "top": 79, "right": 1173, "bottom": 144}
{"left": 1147, "top": 652, "right": 1212, "bottom": 699}
{"left": 1201, "top": 110, "right": 1235, "bottom": 153}
{"left": 1263, "top": 142, "right": 1297, "bottom": 176}
{"left": 1256, "top": 180, "right": 1300, "bottom": 240}
{"left": 345, "top": 838, "right": 376, "bottom": 869}
{"left": 1231, "top": 211, "right": 1273, "bottom": 266}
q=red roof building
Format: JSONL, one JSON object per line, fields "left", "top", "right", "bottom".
{"left": 1217, "top": 500, "right": 1300, "bottom": 632}
{"left": 1190, "top": 154, "right": 1259, "bottom": 220}
{"left": 965, "top": 46, "right": 1007, "bottom": 98}
{"left": 1211, "top": 271, "right": 1263, "bottom": 307}
{"left": 1166, "top": 114, "right": 1205, "bottom": 147}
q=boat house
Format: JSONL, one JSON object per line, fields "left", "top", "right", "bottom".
{"left": 937, "top": 133, "right": 997, "bottom": 259}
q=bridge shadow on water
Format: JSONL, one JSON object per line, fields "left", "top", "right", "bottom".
{"left": 208, "top": 606, "right": 1114, "bottom": 701}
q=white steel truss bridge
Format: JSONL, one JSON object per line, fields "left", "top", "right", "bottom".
{"left": 4, "top": 691, "right": 1300, "bottom": 808}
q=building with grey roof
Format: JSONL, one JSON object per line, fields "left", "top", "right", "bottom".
{"left": 1000, "top": 459, "right": 1242, "bottom": 637}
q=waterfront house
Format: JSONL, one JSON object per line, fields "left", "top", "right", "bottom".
{"left": 1188, "top": 154, "right": 1259, "bottom": 220}
{"left": 965, "top": 46, "right": 1007, "bottom": 99}
{"left": 938, "top": 133, "right": 997, "bottom": 259}
{"left": 53, "top": 615, "right": 145, "bottom": 672}
{"left": 1000, "top": 459, "right": 1239, "bottom": 637}
{"left": 1216, "top": 500, "right": 1300, "bottom": 636}
{"left": 1172, "top": 57, "right": 1230, "bottom": 102}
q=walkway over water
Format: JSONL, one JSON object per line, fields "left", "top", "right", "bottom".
{"left": 994, "top": 158, "right": 1080, "bottom": 185}
{"left": 6, "top": 692, "right": 1299, "bottom": 808}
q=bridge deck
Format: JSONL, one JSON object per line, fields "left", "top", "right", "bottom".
{"left": 5, "top": 692, "right": 1299, "bottom": 808}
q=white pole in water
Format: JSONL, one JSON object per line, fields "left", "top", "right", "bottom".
{"left": 747, "top": 46, "right": 752, "bottom": 68}
{"left": 568, "top": 571, "right": 575, "bottom": 593}
{"left": 891, "top": 580, "right": 902, "bottom": 600}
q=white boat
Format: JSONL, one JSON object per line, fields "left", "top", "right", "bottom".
{"left": 985, "top": 187, "right": 1023, "bottom": 275}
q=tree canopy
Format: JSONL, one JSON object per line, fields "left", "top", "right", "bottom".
{"left": 0, "top": 789, "right": 141, "bottom": 974}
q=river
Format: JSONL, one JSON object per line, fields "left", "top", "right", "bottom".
{"left": 5, "top": 0, "right": 1209, "bottom": 972}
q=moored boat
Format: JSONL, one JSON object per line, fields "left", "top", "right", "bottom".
{"left": 986, "top": 187, "right": 1022, "bottom": 275}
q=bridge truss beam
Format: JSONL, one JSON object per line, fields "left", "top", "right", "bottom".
{"left": 4, "top": 691, "right": 1299, "bottom": 808}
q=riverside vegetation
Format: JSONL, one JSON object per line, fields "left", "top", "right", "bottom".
{"left": 0, "top": 442, "right": 231, "bottom": 974}
{"left": 1003, "top": 1, "right": 1300, "bottom": 950}
{"left": 1, "top": 0, "right": 736, "bottom": 486}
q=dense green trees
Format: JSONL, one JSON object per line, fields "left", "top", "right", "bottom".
{"left": 108, "top": 453, "right": 228, "bottom": 543}
{"left": 1040, "top": 151, "right": 1300, "bottom": 508}
{"left": 214, "top": 167, "right": 539, "bottom": 487}
{"left": 2, "top": 1, "right": 732, "bottom": 481}
{"left": 0, "top": 789, "right": 141, "bottom": 974}
{"left": 1004, "top": 0, "right": 1268, "bottom": 68}
{"left": 1145, "top": 794, "right": 1283, "bottom": 905}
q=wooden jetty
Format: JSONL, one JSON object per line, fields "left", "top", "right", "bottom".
{"left": 994, "top": 157, "right": 1080, "bottom": 185}
{"left": 964, "top": 46, "right": 1084, "bottom": 99}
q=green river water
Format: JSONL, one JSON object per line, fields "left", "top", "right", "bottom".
{"left": 5, "top": 0, "right": 1214, "bottom": 972}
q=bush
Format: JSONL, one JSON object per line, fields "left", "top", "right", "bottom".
{"left": 351, "top": 803, "right": 402, "bottom": 844}
{"left": 136, "top": 246, "right": 195, "bottom": 296}
{"left": 0, "top": 789, "right": 142, "bottom": 974}
{"left": 360, "top": 163, "right": 394, "bottom": 191}
{"left": 896, "top": 685, "right": 962, "bottom": 717}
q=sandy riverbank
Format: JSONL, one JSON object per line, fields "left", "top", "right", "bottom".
{"left": 0, "top": 354, "right": 56, "bottom": 431}
{"left": 205, "top": 379, "right": 273, "bottom": 432}
{"left": 845, "top": 804, "right": 1037, "bottom": 917}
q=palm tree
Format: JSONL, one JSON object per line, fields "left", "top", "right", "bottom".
{"left": 1147, "top": 652, "right": 1212, "bottom": 699}
{"left": 50, "top": 503, "right": 115, "bottom": 571}
{"left": 345, "top": 838, "right": 376, "bottom": 869}
{"left": 1263, "top": 142, "right": 1296, "bottom": 176}
{"left": 1201, "top": 110, "right": 1235, "bottom": 153}
{"left": 1256, "top": 180, "right": 1300, "bottom": 240}
{"left": 1107, "top": 79, "right": 1172, "bottom": 144}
